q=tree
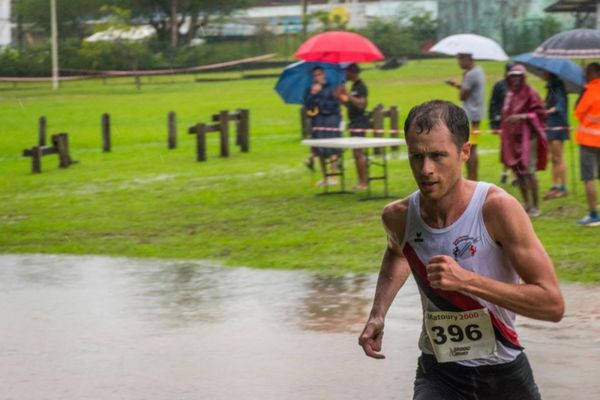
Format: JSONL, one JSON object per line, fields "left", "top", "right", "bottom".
{"left": 14, "top": 0, "right": 106, "bottom": 40}
{"left": 118, "top": 0, "right": 254, "bottom": 49}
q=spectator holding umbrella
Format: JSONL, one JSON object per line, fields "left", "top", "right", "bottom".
{"left": 574, "top": 62, "right": 600, "bottom": 226}
{"left": 501, "top": 64, "right": 547, "bottom": 217}
{"left": 304, "top": 66, "right": 343, "bottom": 186}
{"left": 543, "top": 72, "right": 570, "bottom": 200}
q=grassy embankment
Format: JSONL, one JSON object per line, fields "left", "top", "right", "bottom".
{"left": 0, "top": 59, "right": 598, "bottom": 281}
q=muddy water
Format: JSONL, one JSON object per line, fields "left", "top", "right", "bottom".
{"left": 0, "top": 254, "right": 598, "bottom": 400}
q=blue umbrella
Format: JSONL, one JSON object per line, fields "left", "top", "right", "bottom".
{"left": 513, "top": 52, "right": 584, "bottom": 93}
{"left": 275, "top": 61, "right": 345, "bottom": 104}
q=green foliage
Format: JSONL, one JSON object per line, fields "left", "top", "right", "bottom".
{"left": 359, "top": 11, "right": 438, "bottom": 57}
{"left": 502, "top": 16, "right": 563, "bottom": 55}
{"left": 0, "top": 43, "right": 53, "bottom": 76}
{"left": 14, "top": 0, "right": 106, "bottom": 38}
{"left": 77, "top": 40, "right": 159, "bottom": 70}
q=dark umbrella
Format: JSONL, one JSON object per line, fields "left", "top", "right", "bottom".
{"left": 533, "top": 28, "right": 600, "bottom": 59}
{"left": 513, "top": 53, "right": 584, "bottom": 93}
{"left": 294, "top": 31, "right": 384, "bottom": 63}
{"left": 274, "top": 61, "right": 345, "bottom": 105}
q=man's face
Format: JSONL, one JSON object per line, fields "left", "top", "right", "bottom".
{"left": 507, "top": 74, "right": 524, "bottom": 89}
{"left": 406, "top": 122, "right": 470, "bottom": 201}
{"left": 312, "top": 69, "right": 325, "bottom": 84}
{"left": 457, "top": 55, "right": 471, "bottom": 70}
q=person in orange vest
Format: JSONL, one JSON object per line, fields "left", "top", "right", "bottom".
{"left": 575, "top": 62, "right": 600, "bottom": 226}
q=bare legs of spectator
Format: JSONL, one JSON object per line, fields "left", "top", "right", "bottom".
{"left": 517, "top": 173, "right": 541, "bottom": 217}
{"left": 585, "top": 180, "right": 597, "bottom": 215}
{"left": 353, "top": 148, "right": 368, "bottom": 190}
{"left": 466, "top": 144, "right": 478, "bottom": 181}
{"left": 544, "top": 140, "right": 568, "bottom": 199}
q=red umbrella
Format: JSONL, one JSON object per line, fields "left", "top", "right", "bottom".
{"left": 294, "top": 31, "right": 384, "bottom": 63}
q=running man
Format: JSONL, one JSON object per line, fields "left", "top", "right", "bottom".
{"left": 359, "top": 100, "right": 564, "bottom": 399}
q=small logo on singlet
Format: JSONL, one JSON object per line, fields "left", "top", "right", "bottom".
{"left": 414, "top": 232, "right": 424, "bottom": 242}
{"left": 452, "top": 235, "right": 479, "bottom": 260}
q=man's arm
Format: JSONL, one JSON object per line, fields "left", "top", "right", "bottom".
{"left": 358, "top": 199, "right": 411, "bottom": 359}
{"left": 575, "top": 90, "right": 591, "bottom": 121}
{"left": 340, "top": 84, "right": 367, "bottom": 109}
{"left": 426, "top": 188, "right": 564, "bottom": 322}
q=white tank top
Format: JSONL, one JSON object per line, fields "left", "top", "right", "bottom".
{"left": 401, "top": 182, "right": 523, "bottom": 366}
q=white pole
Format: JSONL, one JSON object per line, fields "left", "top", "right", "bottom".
{"left": 0, "top": 0, "right": 11, "bottom": 46}
{"left": 50, "top": 0, "right": 59, "bottom": 89}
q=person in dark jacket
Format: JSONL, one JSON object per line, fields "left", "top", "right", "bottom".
{"left": 304, "top": 66, "right": 343, "bottom": 186}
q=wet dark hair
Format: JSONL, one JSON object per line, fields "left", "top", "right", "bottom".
{"left": 345, "top": 63, "right": 361, "bottom": 74}
{"left": 587, "top": 62, "right": 600, "bottom": 75}
{"left": 312, "top": 66, "right": 324, "bottom": 73}
{"left": 403, "top": 100, "right": 470, "bottom": 149}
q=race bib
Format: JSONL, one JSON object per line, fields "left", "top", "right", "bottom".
{"left": 425, "top": 308, "right": 497, "bottom": 363}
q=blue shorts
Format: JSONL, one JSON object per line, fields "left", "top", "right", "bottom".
{"left": 546, "top": 128, "right": 569, "bottom": 142}
{"left": 413, "top": 353, "right": 541, "bottom": 400}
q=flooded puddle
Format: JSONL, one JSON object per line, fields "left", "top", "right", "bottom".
{"left": 1, "top": 254, "right": 599, "bottom": 399}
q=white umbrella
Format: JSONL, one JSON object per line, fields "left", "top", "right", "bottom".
{"left": 429, "top": 33, "right": 509, "bottom": 61}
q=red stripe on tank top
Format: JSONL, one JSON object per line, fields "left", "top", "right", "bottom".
{"left": 403, "top": 242, "right": 521, "bottom": 348}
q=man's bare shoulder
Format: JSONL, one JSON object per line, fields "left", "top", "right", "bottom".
{"left": 483, "top": 185, "right": 522, "bottom": 214}
{"left": 483, "top": 185, "right": 530, "bottom": 239}
{"left": 382, "top": 197, "right": 410, "bottom": 229}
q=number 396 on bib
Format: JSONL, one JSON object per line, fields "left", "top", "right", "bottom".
{"left": 425, "top": 308, "right": 497, "bottom": 363}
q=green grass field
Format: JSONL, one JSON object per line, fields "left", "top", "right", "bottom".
{"left": 0, "top": 59, "right": 598, "bottom": 282}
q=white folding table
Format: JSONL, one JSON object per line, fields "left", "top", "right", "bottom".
{"left": 301, "top": 137, "right": 406, "bottom": 199}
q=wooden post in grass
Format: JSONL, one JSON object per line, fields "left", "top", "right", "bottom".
{"left": 38, "top": 116, "right": 47, "bottom": 146}
{"left": 168, "top": 111, "right": 177, "bottom": 149}
{"left": 101, "top": 113, "right": 111, "bottom": 152}
{"left": 389, "top": 106, "right": 400, "bottom": 152}
{"left": 53, "top": 133, "right": 70, "bottom": 168}
{"left": 195, "top": 123, "right": 207, "bottom": 162}
{"left": 218, "top": 110, "right": 230, "bottom": 157}
{"left": 32, "top": 146, "right": 42, "bottom": 173}
{"left": 238, "top": 109, "right": 250, "bottom": 153}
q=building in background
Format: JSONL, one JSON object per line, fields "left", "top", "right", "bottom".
{"left": 0, "top": 0, "right": 10, "bottom": 46}
{"left": 211, "top": 1, "right": 438, "bottom": 36}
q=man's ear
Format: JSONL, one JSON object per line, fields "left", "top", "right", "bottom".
{"left": 460, "top": 142, "right": 471, "bottom": 162}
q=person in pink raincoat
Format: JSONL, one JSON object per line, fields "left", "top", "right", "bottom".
{"left": 501, "top": 64, "right": 548, "bottom": 217}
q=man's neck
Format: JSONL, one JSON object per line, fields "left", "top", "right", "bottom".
{"left": 420, "top": 179, "right": 475, "bottom": 228}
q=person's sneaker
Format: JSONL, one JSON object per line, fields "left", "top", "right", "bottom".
{"left": 576, "top": 214, "right": 600, "bottom": 226}
{"left": 500, "top": 172, "right": 508, "bottom": 185}
{"left": 543, "top": 189, "right": 568, "bottom": 200}
{"left": 527, "top": 207, "right": 542, "bottom": 218}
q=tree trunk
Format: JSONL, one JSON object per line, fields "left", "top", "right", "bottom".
{"left": 185, "top": 12, "right": 199, "bottom": 45}
{"left": 170, "top": 0, "right": 178, "bottom": 49}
